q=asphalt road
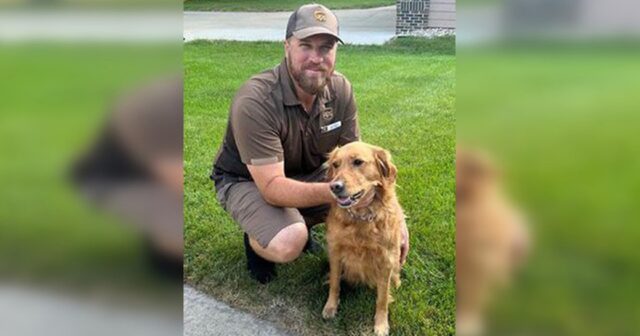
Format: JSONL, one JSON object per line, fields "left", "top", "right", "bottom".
{"left": 183, "top": 6, "right": 396, "bottom": 45}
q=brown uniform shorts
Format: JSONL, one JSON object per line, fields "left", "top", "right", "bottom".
{"left": 214, "top": 168, "right": 329, "bottom": 248}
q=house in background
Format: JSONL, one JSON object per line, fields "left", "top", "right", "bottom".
{"left": 396, "top": 0, "right": 456, "bottom": 35}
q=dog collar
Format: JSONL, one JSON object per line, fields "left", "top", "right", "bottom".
{"left": 347, "top": 207, "right": 376, "bottom": 222}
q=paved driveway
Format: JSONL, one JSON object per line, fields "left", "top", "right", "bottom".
{"left": 183, "top": 6, "right": 396, "bottom": 45}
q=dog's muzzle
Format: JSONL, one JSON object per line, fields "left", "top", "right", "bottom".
{"left": 330, "top": 180, "right": 365, "bottom": 208}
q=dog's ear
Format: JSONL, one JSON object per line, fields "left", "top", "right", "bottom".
{"left": 374, "top": 148, "right": 397, "bottom": 184}
{"left": 325, "top": 146, "right": 340, "bottom": 181}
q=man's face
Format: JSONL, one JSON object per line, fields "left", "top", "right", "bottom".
{"left": 285, "top": 34, "right": 337, "bottom": 95}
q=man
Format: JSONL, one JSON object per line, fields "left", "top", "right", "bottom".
{"left": 72, "top": 74, "right": 183, "bottom": 277}
{"left": 211, "top": 4, "right": 409, "bottom": 284}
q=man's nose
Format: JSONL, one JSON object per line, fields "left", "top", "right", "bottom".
{"left": 308, "top": 50, "right": 323, "bottom": 63}
{"left": 330, "top": 180, "right": 345, "bottom": 195}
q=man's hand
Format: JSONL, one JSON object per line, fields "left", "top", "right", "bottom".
{"left": 400, "top": 218, "right": 409, "bottom": 266}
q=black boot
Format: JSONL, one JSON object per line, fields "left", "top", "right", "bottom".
{"left": 244, "top": 233, "right": 276, "bottom": 284}
{"left": 302, "top": 228, "right": 324, "bottom": 255}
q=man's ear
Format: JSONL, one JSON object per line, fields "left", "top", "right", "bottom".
{"left": 375, "top": 148, "right": 397, "bottom": 183}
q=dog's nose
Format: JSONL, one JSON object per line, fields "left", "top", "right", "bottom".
{"left": 330, "top": 181, "right": 345, "bottom": 195}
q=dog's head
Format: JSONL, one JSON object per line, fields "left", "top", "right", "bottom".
{"left": 456, "top": 147, "right": 500, "bottom": 204}
{"left": 326, "top": 141, "right": 396, "bottom": 208}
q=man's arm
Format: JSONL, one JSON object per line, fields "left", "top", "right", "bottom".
{"left": 247, "top": 161, "right": 334, "bottom": 208}
{"left": 338, "top": 77, "right": 359, "bottom": 145}
{"left": 400, "top": 219, "right": 409, "bottom": 266}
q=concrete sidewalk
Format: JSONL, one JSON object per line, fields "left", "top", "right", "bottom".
{"left": 0, "top": 10, "right": 180, "bottom": 42}
{"left": 0, "top": 284, "right": 181, "bottom": 336}
{"left": 184, "top": 285, "right": 292, "bottom": 336}
{"left": 183, "top": 6, "right": 396, "bottom": 45}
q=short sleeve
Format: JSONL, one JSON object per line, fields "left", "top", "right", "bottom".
{"left": 338, "top": 78, "right": 360, "bottom": 146}
{"left": 230, "top": 96, "right": 284, "bottom": 166}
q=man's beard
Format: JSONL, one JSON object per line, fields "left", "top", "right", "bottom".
{"left": 287, "top": 56, "right": 332, "bottom": 95}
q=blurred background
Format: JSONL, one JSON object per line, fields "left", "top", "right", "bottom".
{"left": 0, "top": 0, "right": 183, "bottom": 335}
{"left": 457, "top": 0, "right": 640, "bottom": 335}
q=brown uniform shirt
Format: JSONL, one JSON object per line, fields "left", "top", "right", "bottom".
{"left": 211, "top": 59, "right": 359, "bottom": 187}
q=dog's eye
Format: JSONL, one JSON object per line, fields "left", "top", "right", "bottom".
{"left": 332, "top": 162, "right": 340, "bottom": 169}
{"left": 353, "top": 159, "right": 364, "bottom": 167}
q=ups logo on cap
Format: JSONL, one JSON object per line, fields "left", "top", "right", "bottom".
{"left": 314, "top": 10, "right": 326, "bottom": 22}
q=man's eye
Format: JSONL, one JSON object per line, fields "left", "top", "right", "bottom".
{"left": 353, "top": 159, "right": 364, "bottom": 167}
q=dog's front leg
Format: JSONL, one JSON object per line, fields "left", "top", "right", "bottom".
{"left": 374, "top": 270, "right": 392, "bottom": 336}
{"left": 322, "top": 253, "right": 342, "bottom": 319}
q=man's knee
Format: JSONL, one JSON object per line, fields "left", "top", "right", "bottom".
{"left": 268, "top": 222, "right": 308, "bottom": 263}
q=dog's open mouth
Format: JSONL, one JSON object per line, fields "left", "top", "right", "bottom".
{"left": 335, "top": 190, "right": 365, "bottom": 208}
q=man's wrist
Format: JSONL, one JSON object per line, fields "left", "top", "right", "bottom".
{"left": 320, "top": 182, "right": 334, "bottom": 204}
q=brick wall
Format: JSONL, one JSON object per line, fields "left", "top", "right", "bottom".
{"left": 396, "top": 0, "right": 456, "bottom": 35}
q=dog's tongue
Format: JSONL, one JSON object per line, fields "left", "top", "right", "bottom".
{"left": 336, "top": 197, "right": 353, "bottom": 208}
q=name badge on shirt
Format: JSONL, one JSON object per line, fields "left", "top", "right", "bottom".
{"left": 320, "top": 121, "right": 342, "bottom": 134}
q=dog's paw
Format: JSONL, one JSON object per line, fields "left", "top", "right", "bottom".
{"left": 374, "top": 321, "right": 389, "bottom": 336}
{"left": 456, "top": 313, "right": 484, "bottom": 336}
{"left": 322, "top": 304, "right": 337, "bottom": 319}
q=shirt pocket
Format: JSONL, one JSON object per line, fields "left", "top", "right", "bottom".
{"left": 317, "top": 124, "right": 341, "bottom": 154}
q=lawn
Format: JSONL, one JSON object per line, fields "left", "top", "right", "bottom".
{"left": 184, "top": 37, "right": 456, "bottom": 335}
{"left": 184, "top": 0, "right": 394, "bottom": 12}
{"left": 457, "top": 42, "right": 640, "bottom": 335}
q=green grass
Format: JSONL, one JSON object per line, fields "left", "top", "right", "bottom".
{"left": 0, "top": 43, "right": 181, "bottom": 299}
{"left": 184, "top": 0, "right": 394, "bottom": 12}
{"left": 457, "top": 42, "right": 640, "bottom": 335}
{"left": 184, "top": 36, "right": 455, "bottom": 335}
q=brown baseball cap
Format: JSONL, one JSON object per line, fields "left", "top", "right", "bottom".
{"left": 286, "top": 4, "right": 343, "bottom": 43}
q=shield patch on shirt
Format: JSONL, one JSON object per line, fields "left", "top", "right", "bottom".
{"left": 321, "top": 108, "right": 334, "bottom": 121}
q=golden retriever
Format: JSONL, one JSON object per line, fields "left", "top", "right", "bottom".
{"left": 321, "top": 141, "right": 404, "bottom": 336}
{"left": 456, "top": 147, "right": 530, "bottom": 335}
